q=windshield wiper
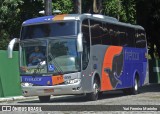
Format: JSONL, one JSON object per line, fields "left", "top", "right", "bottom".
{"left": 48, "top": 53, "right": 64, "bottom": 75}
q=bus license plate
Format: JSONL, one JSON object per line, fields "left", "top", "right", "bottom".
{"left": 44, "top": 89, "right": 54, "bottom": 93}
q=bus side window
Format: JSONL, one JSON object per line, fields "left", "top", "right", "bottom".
{"left": 90, "top": 20, "right": 103, "bottom": 45}
{"left": 119, "top": 31, "right": 127, "bottom": 46}
{"left": 127, "top": 28, "right": 135, "bottom": 47}
{"left": 109, "top": 24, "right": 120, "bottom": 46}
{"left": 136, "top": 30, "right": 146, "bottom": 48}
{"left": 101, "top": 23, "right": 111, "bottom": 45}
{"left": 82, "top": 19, "right": 90, "bottom": 70}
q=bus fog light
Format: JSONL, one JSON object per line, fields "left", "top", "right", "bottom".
{"left": 21, "top": 83, "right": 33, "bottom": 87}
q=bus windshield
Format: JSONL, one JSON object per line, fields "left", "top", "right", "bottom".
{"left": 48, "top": 39, "right": 80, "bottom": 74}
{"left": 20, "top": 38, "right": 81, "bottom": 75}
{"left": 21, "top": 21, "right": 78, "bottom": 40}
{"left": 20, "top": 40, "right": 48, "bottom": 75}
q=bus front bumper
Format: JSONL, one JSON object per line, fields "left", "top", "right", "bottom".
{"left": 21, "top": 81, "right": 83, "bottom": 97}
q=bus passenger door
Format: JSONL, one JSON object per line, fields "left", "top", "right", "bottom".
{"left": 81, "top": 19, "right": 92, "bottom": 92}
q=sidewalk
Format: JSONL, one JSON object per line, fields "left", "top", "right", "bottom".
{"left": 0, "top": 96, "right": 37, "bottom": 102}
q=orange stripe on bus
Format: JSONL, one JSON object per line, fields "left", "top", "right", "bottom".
{"left": 101, "top": 46, "right": 123, "bottom": 91}
{"left": 53, "top": 14, "right": 67, "bottom": 21}
{"left": 52, "top": 75, "right": 64, "bottom": 85}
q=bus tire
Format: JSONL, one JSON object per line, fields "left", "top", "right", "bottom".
{"left": 86, "top": 79, "right": 99, "bottom": 101}
{"left": 38, "top": 96, "right": 50, "bottom": 102}
{"left": 123, "top": 77, "right": 139, "bottom": 95}
{"left": 131, "top": 77, "right": 139, "bottom": 95}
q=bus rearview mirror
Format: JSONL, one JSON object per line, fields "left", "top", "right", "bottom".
{"left": 8, "top": 38, "right": 20, "bottom": 58}
{"left": 77, "top": 33, "right": 83, "bottom": 52}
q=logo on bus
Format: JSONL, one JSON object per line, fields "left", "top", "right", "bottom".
{"left": 48, "top": 64, "right": 55, "bottom": 71}
{"left": 24, "top": 78, "right": 42, "bottom": 82}
{"left": 125, "top": 51, "right": 139, "bottom": 60}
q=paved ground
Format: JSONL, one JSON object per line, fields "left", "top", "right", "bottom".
{"left": 0, "top": 84, "right": 160, "bottom": 114}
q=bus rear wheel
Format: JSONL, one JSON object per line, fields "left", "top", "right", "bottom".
{"left": 38, "top": 96, "right": 50, "bottom": 102}
{"left": 123, "top": 77, "right": 139, "bottom": 95}
{"left": 131, "top": 77, "right": 139, "bottom": 95}
{"left": 86, "top": 79, "right": 99, "bottom": 101}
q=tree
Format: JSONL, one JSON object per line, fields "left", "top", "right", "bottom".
{"left": 0, "top": 0, "right": 23, "bottom": 50}
{"left": 52, "top": 0, "right": 73, "bottom": 14}
{"left": 82, "top": 0, "right": 102, "bottom": 14}
{"left": 136, "top": 0, "right": 160, "bottom": 58}
{"left": 82, "top": 0, "right": 136, "bottom": 23}
{"left": 1, "top": 0, "right": 160, "bottom": 59}
{"left": 18, "top": 0, "right": 43, "bottom": 21}
{"left": 103, "top": 0, "right": 136, "bottom": 23}
{"left": 0, "top": 0, "right": 44, "bottom": 50}
{"left": 82, "top": 0, "right": 92, "bottom": 13}
{"left": 122, "top": 0, "right": 136, "bottom": 24}
{"left": 103, "top": 0, "right": 125, "bottom": 21}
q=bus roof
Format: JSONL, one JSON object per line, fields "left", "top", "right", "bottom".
{"left": 22, "top": 14, "right": 144, "bottom": 30}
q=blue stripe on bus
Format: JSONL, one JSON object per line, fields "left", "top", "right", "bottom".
{"left": 21, "top": 76, "right": 52, "bottom": 86}
{"left": 22, "top": 16, "right": 55, "bottom": 25}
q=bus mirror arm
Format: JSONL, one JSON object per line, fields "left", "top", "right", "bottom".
{"left": 7, "top": 38, "right": 20, "bottom": 58}
{"left": 77, "top": 33, "right": 83, "bottom": 52}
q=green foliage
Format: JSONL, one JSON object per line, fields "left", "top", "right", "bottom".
{"left": 122, "top": 0, "right": 136, "bottom": 24}
{"left": 103, "top": 0, "right": 136, "bottom": 24}
{"left": 18, "top": 0, "right": 43, "bottom": 20}
{"left": 0, "top": 0, "right": 23, "bottom": 50}
{"left": 103, "top": 0, "right": 126, "bottom": 21}
{"left": 0, "top": 0, "right": 159, "bottom": 59}
{"left": 82, "top": 0, "right": 136, "bottom": 24}
{"left": 0, "top": 30, "right": 9, "bottom": 50}
{"left": 0, "top": 0, "right": 23, "bottom": 30}
{"left": 52, "top": 0, "right": 73, "bottom": 14}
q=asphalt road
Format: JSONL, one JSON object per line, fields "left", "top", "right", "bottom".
{"left": 0, "top": 84, "right": 160, "bottom": 114}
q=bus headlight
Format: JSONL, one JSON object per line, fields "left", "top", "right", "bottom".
{"left": 65, "top": 79, "right": 81, "bottom": 84}
{"left": 21, "top": 83, "right": 33, "bottom": 87}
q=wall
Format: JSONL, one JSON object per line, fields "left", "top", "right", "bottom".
{"left": 0, "top": 50, "right": 21, "bottom": 97}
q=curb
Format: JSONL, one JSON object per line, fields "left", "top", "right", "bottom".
{"left": 0, "top": 95, "right": 74, "bottom": 102}
{"left": 0, "top": 96, "right": 37, "bottom": 102}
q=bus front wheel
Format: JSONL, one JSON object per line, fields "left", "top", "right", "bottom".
{"left": 38, "top": 96, "right": 50, "bottom": 102}
{"left": 86, "top": 79, "right": 99, "bottom": 101}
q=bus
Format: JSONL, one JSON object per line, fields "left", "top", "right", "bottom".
{"left": 8, "top": 14, "right": 148, "bottom": 102}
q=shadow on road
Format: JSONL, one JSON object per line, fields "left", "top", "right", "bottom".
{"left": 18, "top": 90, "right": 126, "bottom": 104}
{"left": 18, "top": 84, "right": 160, "bottom": 104}
{"left": 139, "top": 83, "right": 160, "bottom": 93}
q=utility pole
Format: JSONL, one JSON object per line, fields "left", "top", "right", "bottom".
{"left": 73, "top": 0, "right": 82, "bottom": 14}
{"left": 45, "top": 0, "right": 52, "bottom": 15}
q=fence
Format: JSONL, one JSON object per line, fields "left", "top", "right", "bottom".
{"left": 0, "top": 50, "right": 21, "bottom": 97}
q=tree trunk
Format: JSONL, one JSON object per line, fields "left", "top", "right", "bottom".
{"left": 98, "top": 0, "right": 103, "bottom": 14}
{"left": 44, "top": 0, "right": 52, "bottom": 16}
{"left": 73, "top": 0, "right": 81, "bottom": 14}
{"left": 93, "top": 0, "right": 98, "bottom": 13}
{"left": 93, "top": 0, "right": 103, "bottom": 14}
